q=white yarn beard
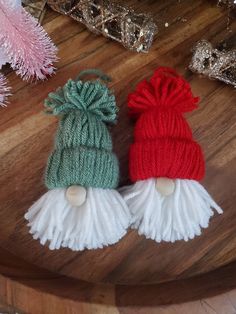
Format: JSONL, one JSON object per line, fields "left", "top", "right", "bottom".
{"left": 25, "top": 187, "right": 131, "bottom": 251}
{"left": 121, "top": 178, "right": 223, "bottom": 243}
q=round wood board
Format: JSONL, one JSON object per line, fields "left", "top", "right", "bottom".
{"left": 0, "top": 1, "right": 236, "bottom": 312}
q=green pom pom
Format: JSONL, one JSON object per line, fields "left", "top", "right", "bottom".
{"left": 45, "top": 78, "right": 117, "bottom": 123}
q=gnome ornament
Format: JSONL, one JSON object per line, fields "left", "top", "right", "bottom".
{"left": 25, "top": 71, "right": 130, "bottom": 251}
{"left": 122, "top": 67, "right": 223, "bottom": 243}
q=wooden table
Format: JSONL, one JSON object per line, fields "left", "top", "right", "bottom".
{"left": 0, "top": 1, "right": 236, "bottom": 313}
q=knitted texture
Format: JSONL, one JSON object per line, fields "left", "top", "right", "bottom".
{"left": 44, "top": 77, "right": 119, "bottom": 189}
{"left": 128, "top": 67, "right": 205, "bottom": 182}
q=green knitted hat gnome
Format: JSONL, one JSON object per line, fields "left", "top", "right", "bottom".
{"left": 45, "top": 78, "right": 119, "bottom": 190}
{"left": 25, "top": 70, "right": 130, "bottom": 251}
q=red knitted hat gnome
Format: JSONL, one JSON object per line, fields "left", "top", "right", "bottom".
{"left": 122, "top": 67, "right": 223, "bottom": 243}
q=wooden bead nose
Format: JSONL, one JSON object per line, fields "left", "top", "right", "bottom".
{"left": 66, "top": 185, "right": 87, "bottom": 207}
{"left": 156, "top": 178, "right": 175, "bottom": 196}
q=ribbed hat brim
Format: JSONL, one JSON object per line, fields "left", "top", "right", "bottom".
{"left": 129, "top": 138, "right": 205, "bottom": 182}
{"left": 45, "top": 146, "right": 119, "bottom": 189}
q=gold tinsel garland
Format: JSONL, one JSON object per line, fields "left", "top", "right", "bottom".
{"left": 22, "top": 0, "right": 47, "bottom": 22}
{"left": 189, "top": 40, "right": 236, "bottom": 88}
{"left": 218, "top": 0, "right": 236, "bottom": 9}
{"left": 47, "top": 0, "right": 157, "bottom": 52}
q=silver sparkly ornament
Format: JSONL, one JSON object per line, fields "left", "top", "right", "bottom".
{"left": 189, "top": 40, "right": 236, "bottom": 88}
{"left": 47, "top": 0, "right": 157, "bottom": 52}
{"left": 22, "top": 0, "right": 47, "bottom": 22}
{"left": 218, "top": 0, "right": 236, "bottom": 9}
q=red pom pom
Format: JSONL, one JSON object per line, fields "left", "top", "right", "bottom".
{"left": 128, "top": 67, "right": 199, "bottom": 118}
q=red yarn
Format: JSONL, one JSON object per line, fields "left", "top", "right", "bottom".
{"left": 128, "top": 67, "right": 199, "bottom": 117}
{"left": 128, "top": 67, "right": 205, "bottom": 182}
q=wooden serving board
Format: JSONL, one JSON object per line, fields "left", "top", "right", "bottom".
{"left": 0, "top": 0, "right": 236, "bottom": 312}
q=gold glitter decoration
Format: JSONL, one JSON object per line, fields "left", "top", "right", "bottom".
{"left": 22, "top": 0, "right": 47, "bottom": 22}
{"left": 47, "top": 0, "right": 157, "bottom": 52}
{"left": 189, "top": 40, "right": 236, "bottom": 88}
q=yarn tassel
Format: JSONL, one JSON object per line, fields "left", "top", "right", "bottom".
{"left": 121, "top": 179, "right": 222, "bottom": 242}
{"left": 26, "top": 187, "right": 130, "bottom": 250}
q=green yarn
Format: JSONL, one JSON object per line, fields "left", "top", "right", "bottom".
{"left": 44, "top": 72, "right": 119, "bottom": 190}
{"left": 76, "top": 69, "right": 112, "bottom": 83}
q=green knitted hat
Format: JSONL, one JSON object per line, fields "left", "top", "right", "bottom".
{"left": 44, "top": 71, "right": 119, "bottom": 190}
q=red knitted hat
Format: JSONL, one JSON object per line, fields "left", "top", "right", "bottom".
{"left": 128, "top": 67, "right": 205, "bottom": 182}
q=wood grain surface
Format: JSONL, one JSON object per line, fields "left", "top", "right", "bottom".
{"left": 0, "top": 0, "right": 236, "bottom": 312}
{"left": 1, "top": 247, "right": 236, "bottom": 313}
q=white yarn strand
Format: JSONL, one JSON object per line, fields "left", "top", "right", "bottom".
{"left": 25, "top": 187, "right": 130, "bottom": 251}
{"left": 121, "top": 178, "right": 223, "bottom": 243}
